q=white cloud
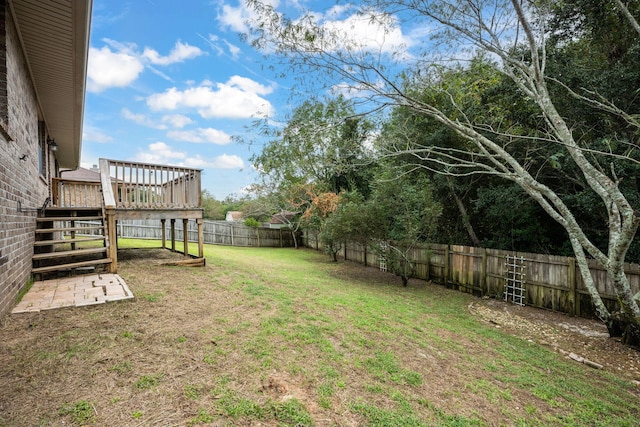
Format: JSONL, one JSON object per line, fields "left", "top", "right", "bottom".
{"left": 135, "top": 142, "right": 244, "bottom": 170}
{"left": 82, "top": 126, "right": 112, "bottom": 143}
{"left": 142, "top": 41, "right": 205, "bottom": 65}
{"left": 121, "top": 108, "right": 167, "bottom": 129}
{"left": 218, "top": 0, "right": 281, "bottom": 33}
{"left": 184, "top": 154, "right": 244, "bottom": 169}
{"left": 162, "top": 114, "right": 194, "bottom": 128}
{"left": 225, "top": 40, "right": 241, "bottom": 59}
{"left": 146, "top": 76, "right": 275, "bottom": 119}
{"left": 167, "top": 128, "right": 232, "bottom": 145}
{"left": 218, "top": 4, "right": 254, "bottom": 33}
{"left": 317, "top": 12, "right": 411, "bottom": 55}
{"left": 210, "top": 154, "right": 244, "bottom": 169}
{"left": 88, "top": 39, "right": 204, "bottom": 92}
{"left": 324, "top": 4, "right": 354, "bottom": 19}
{"left": 235, "top": 2, "right": 411, "bottom": 58}
{"left": 87, "top": 46, "right": 144, "bottom": 92}
{"left": 136, "top": 142, "right": 187, "bottom": 165}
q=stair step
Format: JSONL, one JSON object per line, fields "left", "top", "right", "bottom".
{"left": 35, "top": 226, "right": 104, "bottom": 234}
{"left": 32, "top": 258, "right": 112, "bottom": 274}
{"left": 44, "top": 207, "right": 102, "bottom": 211}
{"left": 37, "top": 216, "right": 104, "bottom": 222}
{"left": 34, "top": 236, "right": 106, "bottom": 246}
{"left": 32, "top": 247, "right": 107, "bottom": 260}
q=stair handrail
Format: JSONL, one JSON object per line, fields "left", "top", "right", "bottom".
{"left": 99, "top": 158, "right": 117, "bottom": 209}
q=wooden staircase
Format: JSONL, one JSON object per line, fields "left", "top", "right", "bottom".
{"left": 33, "top": 207, "right": 112, "bottom": 279}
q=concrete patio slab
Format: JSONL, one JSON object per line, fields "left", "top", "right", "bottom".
{"left": 12, "top": 274, "right": 133, "bottom": 314}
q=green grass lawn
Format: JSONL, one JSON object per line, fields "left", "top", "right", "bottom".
{"left": 1, "top": 239, "right": 638, "bottom": 426}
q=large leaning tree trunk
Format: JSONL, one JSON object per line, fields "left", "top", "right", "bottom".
{"left": 245, "top": 0, "right": 640, "bottom": 342}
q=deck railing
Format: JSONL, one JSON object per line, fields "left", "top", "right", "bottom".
{"left": 52, "top": 177, "right": 102, "bottom": 207}
{"left": 99, "top": 159, "right": 202, "bottom": 209}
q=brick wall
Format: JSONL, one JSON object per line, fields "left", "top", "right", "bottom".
{"left": 0, "top": 4, "right": 51, "bottom": 318}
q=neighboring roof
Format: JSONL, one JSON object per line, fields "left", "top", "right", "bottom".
{"left": 226, "top": 211, "right": 244, "bottom": 221}
{"left": 270, "top": 212, "right": 297, "bottom": 224}
{"left": 10, "top": 0, "right": 92, "bottom": 169}
{"left": 60, "top": 167, "right": 100, "bottom": 182}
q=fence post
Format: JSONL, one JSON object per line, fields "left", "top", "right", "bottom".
{"left": 480, "top": 248, "right": 487, "bottom": 296}
{"left": 568, "top": 257, "right": 577, "bottom": 316}
{"left": 425, "top": 245, "right": 431, "bottom": 280}
{"left": 444, "top": 246, "right": 450, "bottom": 286}
{"left": 364, "top": 245, "right": 368, "bottom": 267}
{"left": 344, "top": 242, "right": 347, "bottom": 260}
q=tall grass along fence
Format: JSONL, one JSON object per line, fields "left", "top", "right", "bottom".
{"left": 75, "top": 219, "right": 297, "bottom": 248}
{"left": 302, "top": 231, "right": 640, "bottom": 320}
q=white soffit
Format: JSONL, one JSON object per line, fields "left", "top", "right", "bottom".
{"left": 11, "top": 0, "right": 92, "bottom": 168}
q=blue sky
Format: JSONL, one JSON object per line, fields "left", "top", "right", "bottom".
{"left": 82, "top": 0, "right": 417, "bottom": 199}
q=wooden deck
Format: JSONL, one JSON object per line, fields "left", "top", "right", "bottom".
{"left": 42, "top": 159, "right": 205, "bottom": 275}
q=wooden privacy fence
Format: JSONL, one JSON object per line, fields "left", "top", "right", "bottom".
{"left": 75, "top": 219, "right": 298, "bottom": 248}
{"left": 302, "top": 231, "right": 640, "bottom": 319}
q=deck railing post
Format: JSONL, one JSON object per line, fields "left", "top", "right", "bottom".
{"left": 161, "top": 219, "right": 166, "bottom": 249}
{"left": 106, "top": 208, "right": 117, "bottom": 273}
{"left": 171, "top": 219, "right": 176, "bottom": 251}
{"left": 197, "top": 218, "right": 204, "bottom": 258}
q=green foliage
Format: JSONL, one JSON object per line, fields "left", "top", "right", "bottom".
{"left": 244, "top": 217, "right": 261, "bottom": 228}
{"left": 184, "top": 384, "right": 202, "bottom": 400}
{"left": 58, "top": 400, "right": 95, "bottom": 425}
{"left": 134, "top": 373, "right": 163, "bottom": 390}
{"left": 351, "top": 401, "right": 427, "bottom": 427}
{"left": 364, "top": 351, "right": 424, "bottom": 386}
{"left": 250, "top": 95, "right": 375, "bottom": 195}
{"left": 378, "top": 43, "right": 640, "bottom": 258}
{"left": 188, "top": 409, "right": 216, "bottom": 425}
{"left": 108, "top": 361, "right": 132, "bottom": 374}
{"left": 270, "top": 399, "right": 314, "bottom": 426}
{"left": 214, "top": 390, "right": 267, "bottom": 420}
{"left": 474, "top": 184, "right": 563, "bottom": 252}
{"left": 16, "top": 278, "right": 34, "bottom": 303}
{"left": 200, "top": 189, "right": 225, "bottom": 220}
{"left": 138, "top": 292, "right": 164, "bottom": 302}
{"left": 201, "top": 190, "right": 258, "bottom": 221}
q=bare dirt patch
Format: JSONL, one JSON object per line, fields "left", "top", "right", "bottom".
{"left": 469, "top": 297, "right": 640, "bottom": 384}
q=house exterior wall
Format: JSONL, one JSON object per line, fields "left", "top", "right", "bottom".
{"left": 0, "top": 4, "right": 54, "bottom": 317}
